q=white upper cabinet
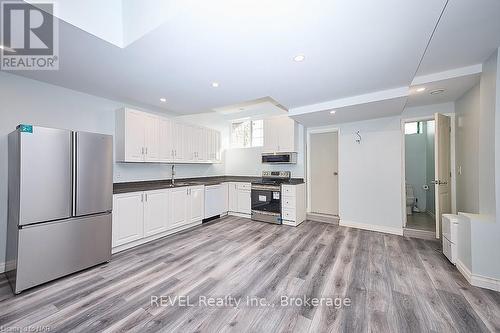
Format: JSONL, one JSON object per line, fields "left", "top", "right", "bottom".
{"left": 116, "top": 108, "right": 221, "bottom": 164}
{"left": 116, "top": 108, "right": 146, "bottom": 162}
{"left": 263, "top": 116, "right": 298, "bottom": 153}
{"left": 143, "top": 113, "right": 160, "bottom": 161}
{"left": 159, "top": 117, "right": 173, "bottom": 162}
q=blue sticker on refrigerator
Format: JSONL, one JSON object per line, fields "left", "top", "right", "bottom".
{"left": 18, "top": 124, "right": 33, "bottom": 133}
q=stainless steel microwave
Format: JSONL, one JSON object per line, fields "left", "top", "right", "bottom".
{"left": 261, "top": 152, "right": 297, "bottom": 164}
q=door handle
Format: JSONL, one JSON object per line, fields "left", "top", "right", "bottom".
{"left": 334, "top": 172, "right": 338, "bottom": 176}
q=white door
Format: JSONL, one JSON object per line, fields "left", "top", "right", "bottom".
{"left": 125, "top": 110, "right": 145, "bottom": 162}
{"left": 112, "top": 192, "right": 144, "bottom": 247}
{"left": 143, "top": 113, "right": 160, "bottom": 162}
{"left": 237, "top": 185, "right": 251, "bottom": 215}
{"left": 435, "top": 113, "right": 451, "bottom": 239}
{"left": 159, "top": 118, "right": 173, "bottom": 162}
{"left": 309, "top": 131, "right": 339, "bottom": 216}
{"left": 170, "top": 187, "right": 188, "bottom": 228}
{"left": 228, "top": 183, "right": 238, "bottom": 212}
{"left": 263, "top": 118, "right": 279, "bottom": 153}
{"left": 143, "top": 190, "right": 170, "bottom": 237}
{"left": 188, "top": 186, "right": 205, "bottom": 223}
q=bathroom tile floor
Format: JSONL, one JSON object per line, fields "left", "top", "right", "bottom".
{"left": 407, "top": 212, "right": 435, "bottom": 231}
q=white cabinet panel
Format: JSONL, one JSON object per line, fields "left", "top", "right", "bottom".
{"left": 144, "top": 113, "right": 160, "bottom": 161}
{"left": 116, "top": 108, "right": 222, "bottom": 164}
{"left": 228, "top": 182, "right": 238, "bottom": 212}
{"left": 172, "top": 123, "right": 184, "bottom": 161}
{"left": 263, "top": 118, "right": 279, "bottom": 153}
{"left": 123, "top": 110, "right": 145, "bottom": 162}
{"left": 188, "top": 186, "right": 205, "bottom": 223}
{"left": 263, "top": 117, "right": 298, "bottom": 153}
{"left": 237, "top": 188, "right": 251, "bottom": 215}
{"left": 159, "top": 118, "right": 173, "bottom": 162}
{"left": 170, "top": 187, "right": 188, "bottom": 228}
{"left": 112, "top": 192, "right": 144, "bottom": 247}
{"left": 144, "top": 190, "right": 170, "bottom": 237}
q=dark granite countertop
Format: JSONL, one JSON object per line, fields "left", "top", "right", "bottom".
{"left": 113, "top": 176, "right": 304, "bottom": 194}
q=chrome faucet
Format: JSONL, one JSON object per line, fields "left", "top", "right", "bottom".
{"left": 171, "top": 165, "right": 175, "bottom": 186}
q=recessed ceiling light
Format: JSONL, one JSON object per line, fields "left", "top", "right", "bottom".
{"left": 416, "top": 87, "right": 426, "bottom": 92}
{"left": 293, "top": 54, "right": 305, "bottom": 62}
{"left": 430, "top": 89, "right": 445, "bottom": 95}
{"left": 0, "top": 45, "right": 15, "bottom": 53}
{"left": 330, "top": 110, "right": 337, "bottom": 114}
{"left": 212, "top": 82, "right": 219, "bottom": 88}
{"left": 160, "top": 98, "right": 166, "bottom": 102}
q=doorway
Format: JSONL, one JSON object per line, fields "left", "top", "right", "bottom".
{"left": 403, "top": 113, "right": 452, "bottom": 239}
{"left": 404, "top": 119, "right": 436, "bottom": 233}
{"left": 308, "top": 130, "right": 339, "bottom": 216}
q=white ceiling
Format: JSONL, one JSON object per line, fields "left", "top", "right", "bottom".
{"left": 5, "top": 0, "right": 500, "bottom": 124}
{"left": 9, "top": 0, "right": 447, "bottom": 115}
{"left": 416, "top": 0, "right": 500, "bottom": 76}
{"left": 291, "top": 97, "right": 407, "bottom": 127}
{"left": 406, "top": 74, "right": 481, "bottom": 108}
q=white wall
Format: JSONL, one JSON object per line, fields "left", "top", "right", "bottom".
{"left": 455, "top": 84, "right": 480, "bottom": 213}
{"left": 455, "top": 49, "right": 500, "bottom": 283}
{"left": 337, "top": 116, "right": 403, "bottom": 234}
{"left": 479, "top": 51, "right": 497, "bottom": 216}
{"left": 0, "top": 72, "right": 224, "bottom": 268}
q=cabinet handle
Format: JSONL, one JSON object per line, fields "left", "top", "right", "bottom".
{"left": 145, "top": 147, "right": 148, "bottom": 155}
{"left": 141, "top": 147, "right": 144, "bottom": 155}
{"left": 141, "top": 193, "right": 144, "bottom": 202}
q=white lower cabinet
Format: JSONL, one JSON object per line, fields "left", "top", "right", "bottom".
{"left": 188, "top": 186, "right": 205, "bottom": 223}
{"left": 112, "top": 192, "right": 144, "bottom": 247}
{"left": 170, "top": 187, "right": 188, "bottom": 229}
{"left": 227, "top": 182, "right": 251, "bottom": 215}
{"left": 112, "top": 186, "right": 204, "bottom": 252}
{"left": 281, "top": 183, "right": 306, "bottom": 226}
{"left": 143, "top": 189, "right": 170, "bottom": 237}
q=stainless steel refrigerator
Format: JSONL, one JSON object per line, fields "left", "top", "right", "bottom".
{"left": 6, "top": 125, "right": 113, "bottom": 294}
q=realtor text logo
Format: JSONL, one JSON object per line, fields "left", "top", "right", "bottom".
{"left": 1, "top": 1, "right": 58, "bottom": 70}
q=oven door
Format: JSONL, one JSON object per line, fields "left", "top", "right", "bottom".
{"left": 251, "top": 185, "right": 282, "bottom": 224}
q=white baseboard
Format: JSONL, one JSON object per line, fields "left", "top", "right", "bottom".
{"left": 112, "top": 220, "right": 202, "bottom": 254}
{"left": 339, "top": 220, "right": 403, "bottom": 236}
{"left": 456, "top": 259, "right": 500, "bottom": 292}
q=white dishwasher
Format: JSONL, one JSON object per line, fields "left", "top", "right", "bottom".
{"left": 204, "top": 184, "right": 227, "bottom": 219}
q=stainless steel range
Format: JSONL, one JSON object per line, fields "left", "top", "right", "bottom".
{"left": 251, "top": 171, "right": 291, "bottom": 224}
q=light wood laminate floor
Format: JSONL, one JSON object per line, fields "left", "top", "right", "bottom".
{"left": 1, "top": 216, "right": 499, "bottom": 332}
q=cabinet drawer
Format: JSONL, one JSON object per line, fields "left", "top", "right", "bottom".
{"left": 282, "top": 196, "right": 296, "bottom": 209}
{"left": 282, "top": 185, "right": 296, "bottom": 196}
{"left": 282, "top": 208, "right": 296, "bottom": 222}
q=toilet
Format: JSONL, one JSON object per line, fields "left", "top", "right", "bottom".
{"left": 406, "top": 184, "right": 416, "bottom": 215}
